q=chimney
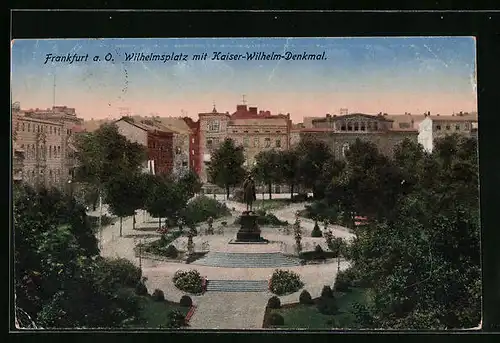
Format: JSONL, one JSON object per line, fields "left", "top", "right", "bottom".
{"left": 249, "top": 107, "right": 258, "bottom": 114}
{"left": 428, "top": 111, "right": 431, "bottom": 116}
{"left": 236, "top": 104, "right": 247, "bottom": 112}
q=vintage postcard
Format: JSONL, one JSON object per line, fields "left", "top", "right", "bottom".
{"left": 11, "top": 37, "right": 480, "bottom": 330}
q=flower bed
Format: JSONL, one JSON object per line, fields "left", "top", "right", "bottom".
{"left": 269, "top": 270, "right": 304, "bottom": 296}
{"left": 173, "top": 269, "right": 203, "bottom": 295}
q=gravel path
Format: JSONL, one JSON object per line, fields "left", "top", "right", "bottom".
{"left": 96, "top": 201, "right": 355, "bottom": 329}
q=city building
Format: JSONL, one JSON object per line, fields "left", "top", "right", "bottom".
{"left": 299, "top": 112, "right": 419, "bottom": 159}
{"left": 131, "top": 116, "right": 192, "bottom": 177}
{"left": 198, "top": 104, "right": 291, "bottom": 183}
{"left": 418, "top": 112, "right": 478, "bottom": 153}
{"left": 114, "top": 117, "right": 174, "bottom": 175}
{"left": 12, "top": 112, "right": 66, "bottom": 189}
{"left": 182, "top": 117, "right": 202, "bottom": 176}
{"left": 21, "top": 106, "right": 84, "bottom": 181}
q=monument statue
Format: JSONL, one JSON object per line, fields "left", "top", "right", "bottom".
{"left": 242, "top": 175, "right": 257, "bottom": 212}
{"left": 232, "top": 174, "right": 268, "bottom": 244}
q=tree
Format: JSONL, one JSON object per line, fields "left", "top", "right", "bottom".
{"left": 177, "top": 169, "right": 202, "bottom": 199}
{"left": 106, "top": 171, "right": 147, "bottom": 236}
{"left": 207, "top": 138, "right": 246, "bottom": 199}
{"left": 253, "top": 149, "right": 280, "bottom": 199}
{"left": 74, "top": 123, "right": 147, "bottom": 209}
{"left": 13, "top": 184, "right": 142, "bottom": 328}
{"left": 278, "top": 149, "right": 300, "bottom": 199}
{"left": 346, "top": 134, "right": 480, "bottom": 329}
{"left": 144, "top": 175, "right": 188, "bottom": 229}
{"left": 296, "top": 138, "right": 333, "bottom": 199}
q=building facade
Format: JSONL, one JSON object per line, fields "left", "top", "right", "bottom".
{"left": 183, "top": 117, "right": 202, "bottom": 176}
{"left": 21, "top": 106, "right": 84, "bottom": 181}
{"left": 299, "top": 113, "right": 419, "bottom": 159}
{"left": 114, "top": 118, "right": 174, "bottom": 175}
{"left": 198, "top": 104, "right": 291, "bottom": 183}
{"left": 418, "top": 113, "right": 478, "bottom": 153}
{"left": 12, "top": 113, "right": 66, "bottom": 188}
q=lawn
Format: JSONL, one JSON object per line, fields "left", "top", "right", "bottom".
{"left": 131, "top": 295, "right": 191, "bottom": 328}
{"left": 266, "top": 287, "right": 368, "bottom": 329}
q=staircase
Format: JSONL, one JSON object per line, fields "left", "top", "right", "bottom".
{"left": 191, "top": 252, "right": 301, "bottom": 268}
{"left": 206, "top": 279, "right": 269, "bottom": 293}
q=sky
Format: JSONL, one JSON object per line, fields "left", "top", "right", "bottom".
{"left": 11, "top": 37, "right": 477, "bottom": 122}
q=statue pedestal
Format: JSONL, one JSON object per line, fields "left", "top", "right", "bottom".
{"left": 232, "top": 211, "right": 268, "bottom": 244}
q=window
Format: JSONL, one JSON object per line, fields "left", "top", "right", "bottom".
{"left": 22, "top": 123, "right": 25, "bottom": 131}
{"left": 176, "top": 147, "right": 181, "bottom": 155}
{"left": 347, "top": 123, "right": 353, "bottom": 131}
{"left": 182, "top": 161, "right": 188, "bottom": 167}
{"left": 436, "top": 125, "right": 441, "bottom": 130}
{"left": 37, "top": 125, "right": 40, "bottom": 133}
{"left": 275, "top": 139, "right": 281, "bottom": 148}
{"left": 58, "top": 146, "right": 61, "bottom": 155}
{"left": 50, "top": 126, "right": 53, "bottom": 134}
{"left": 455, "top": 124, "right": 460, "bottom": 131}
{"left": 354, "top": 123, "right": 359, "bottom": 131}
{"left": 49, "top": 145, "right": 52, "bottom": 158}
{"left": 254, "top": 130, "right": 259, "bottom": 133}
{"left": 374, "top": 123, "right": 379, "bottom": 131}
{"left": 208, "top": 120, "right": 220, "bottom": 132}
{"left": 264, "top": 137, "right": 271, "bottom": 148}
{"left": 191, "top": 138, "right": 195, "bottom": 144}
{"left": 15, "top": 122, "right": 19, "bottom": 131}
{"left": 253, "top": 137, "right": 259, "bottom": 147}
{"left": 465, "top": 123, "right": 470, "bottom": 130}
{"left": 206, "top": 139, "right": 213, "bottom": 149}
{"left": 243, "top": 137, "right": 249, "bottom": 147}
{"left": 191, "top": 149, "right": 194, "bottom": 155}
{"left": 28, "top": 123, "right": 30, "bottom": 132}
{"left": 276, "top": 131, "right": 281, "bottom": 133}
{"left": 360, "top": 123, "right": 366, "bottom": 131}
{"left": 341, "top": 124, "right": 346, "bottom": 131}
{"left": 446, "top": 125, "right": 451, "bottom": 130}
{"left": 58, "top": 128, "right": 61, "bottom": 135}
{"left": 232, "top": 130, "right": 238, "bottom": 133}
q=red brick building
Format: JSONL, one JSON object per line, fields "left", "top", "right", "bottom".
{"left": 182, "top": 116, "right": 202, "bottom": 176}
{"left": 114, "top": 118, "right": 174, "bottom": 175}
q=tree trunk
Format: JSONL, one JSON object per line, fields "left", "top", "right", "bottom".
{"left": 159, "top": 217, "right": 162, "bottom": 229}
{"left": 119, "top": 217, "right": 123, "bottom": 237}
{"left": 290, "top": 184, "right": 294, "bottom": 199}
{"left": 226, "top": 186, "right": 230, "bottom": 199}
{"left": 268, "top": 183, "right": 272, "bottom": 200}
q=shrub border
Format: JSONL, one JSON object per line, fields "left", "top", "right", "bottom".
{"left": 184, "top": 305, "right": 197, "bottom": 324}
{"left": 262, "top": 297, "right": 335, "bottom": 328}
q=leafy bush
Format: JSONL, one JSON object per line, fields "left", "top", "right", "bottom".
{"left": 299, "top": 290, "right": 314, "bottom": 305}
{"left": 291, "top": 193, "right": 309, "bottom": 203}
{"left": 152, "top": 289, "right": 165, "bottom": 302}
{"left": 267, "top": 296, "right": 281, "bottom": 309}
{"left": 234, "top": 210, "right": 288, "bottom": 227}
{"left": 142, "top": 232, "right": 182, "bottom": 256}
{"left": 266, "top": 313, "right": 285, "bottom": 326}
{"left": 317, "top": 297, "right": 338, "bottom": 315}
{"left": 166, "top": 310, "right": 186, "bottom": 328}
{"left": 182, "top": 196, "right": 231, "bottom": 225}
{"left": 173, "top": 270, "right": 203, "bottom": 294}
{"left": 179, "top": 295, "right": 193, "bottom": 307}
{"left": 321, "top": 285, "right": 334, "bottom": 299}
{"left": 269, "top": 269, "right": 304, "bottom": 295}
{"left": 351, "top": 302, "right": 375, "bottom": 328}
{"left": 135, "top": 280, "right": 148, "bottom": 296}
{"left": 163, "top": 245, "right": 179, "bottom": 258}
{"left": 95, "top": 257, "right": 142, "bottom": 288}
{"left": 303, "top": 200, "right": 339, "bottom": 223}
{"left": 311, "top": 222, "right": 323, "bottom": 237}
{"left": 334, "top": 270, "right": 352, "bottom": 292}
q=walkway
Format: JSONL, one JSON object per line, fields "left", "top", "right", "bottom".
{"left": 187, "top": 292, "right": 268, "bottom": 329}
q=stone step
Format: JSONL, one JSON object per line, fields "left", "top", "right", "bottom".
{"left": 192, "top": 252, "right": 301, "bottom": 268}
{"left": 206, "top": 280, "right": 268, "bottom": 292}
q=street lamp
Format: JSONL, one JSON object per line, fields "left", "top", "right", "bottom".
{"left": 67, "top": 179, "right": 73, "bottom": 197}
